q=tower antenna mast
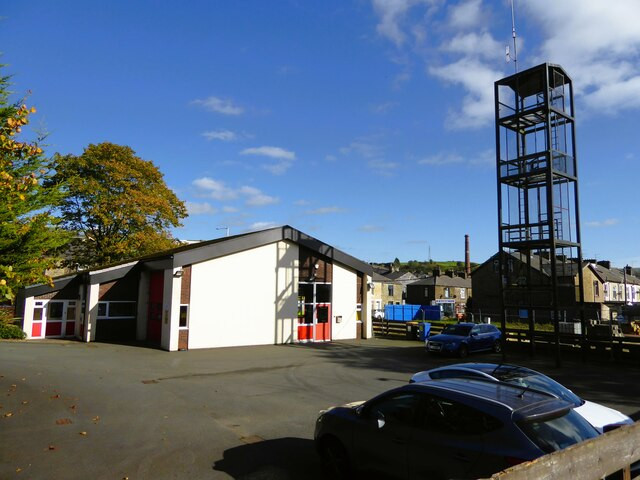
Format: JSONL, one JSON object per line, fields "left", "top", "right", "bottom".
{"left": 510, "top": 0, "right": 518, "bottom": 72}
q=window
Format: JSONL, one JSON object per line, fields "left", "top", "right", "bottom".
{"left": 179, "top": 305, "right": 189, "bottom": 328}
{"left": 366, "top": 392, "right": 423, "bottom": 426}
{"left": 443, "top": 287, "right": 451, "bottom": 298}
{"left": 48, "top": 302, "right": 64, "bottom": 320}
{"left": 424, "top": 287, "right": 429, "bottom": 297}
{"left": 97, "top": 301, "right": 136, "bottom": 318}
{"left": 316, "top": 284, "right": 331, "bottom": 303}
{"left": 387, "top": 284, "right": 394, "bottom": 297}
{"left": 66, "top": 302, "right": 77, "bottom": 321}
{"left": 460, "top": 288, "right": 466, "bottom": 299}
{"left": 422, "top": 395, "right": 502, "bottom": 434}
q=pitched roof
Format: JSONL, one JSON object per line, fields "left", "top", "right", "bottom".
{"left": 21, "top": 225, "right": 373, "bottom": 296}
{"left": 408, "top": 274, "right": 471, "bottom": 288}
{"left": 589, "top": 263, "right": 640, "bottom": 285}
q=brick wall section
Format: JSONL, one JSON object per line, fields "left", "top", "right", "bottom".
{"left": 180, "top": 265, "right": 192, "bottom": 304}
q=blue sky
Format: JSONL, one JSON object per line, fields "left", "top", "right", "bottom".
{"left": 2, "top": 1, "right": 640, "bottom": 266}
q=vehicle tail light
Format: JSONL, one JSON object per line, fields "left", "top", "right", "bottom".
{"left": 505, "top": 456, "right": 528, "bottom": 467}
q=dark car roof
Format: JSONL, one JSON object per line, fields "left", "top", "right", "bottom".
{"left": 408, "top": 377, "right": 568, "bottom": 419}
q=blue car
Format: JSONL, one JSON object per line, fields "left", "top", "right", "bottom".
{"left": 425, "top": 322, "right": 501, "bottom": 357}
{"left": 315, "top": 377, "right": 598, "bottom": 479}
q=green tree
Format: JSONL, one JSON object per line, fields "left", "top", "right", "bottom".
{"left": 49, "top": 142, "right": 187, "bottom": 268}
{"left": 0, "top": 70, "right": 70, "bottom": 302}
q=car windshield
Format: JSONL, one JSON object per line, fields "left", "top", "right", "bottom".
{"left": 441, "top": 325, "right": 472, "bottom": 336}
{"left": 492, "top": 367, "right": 582, "bottom": 407}
{"left": 518, "top": 409, "right": 598, "bottom": 454}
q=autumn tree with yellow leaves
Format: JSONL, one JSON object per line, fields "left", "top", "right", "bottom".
{"left": 50, "top": 143, "right": 187, "bottom": 268}
{"left": 0, "top": 70, "right": 70, "bottom": 302}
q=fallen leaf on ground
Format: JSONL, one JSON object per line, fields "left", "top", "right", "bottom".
{"left": 16, "top": 467, "right": 21, "bottom": 473}
{"left": 55, "top": 418, "right": 72, "bottom": 425}
{"left": 4, "top": 412, "right": 13, "bottom": 417}
{"left": 92, "top": 416, "right": 100, "bottom": 422}
{"left": 79, "top": 431, "right": 87, "bottom": 436}
{"left": 50, "top": 394, "right": 60, "bottom": 399}
{"left": 21, "top": 401, "right": 28, "bottom": 405}
{"left": 48, "top": 445, "right": 56, "bottom": 450}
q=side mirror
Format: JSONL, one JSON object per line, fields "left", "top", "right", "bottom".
{"left": 376, "top": 411, "right": 386, "bottom": 429}
{"left": 355, "top": 405, "right": 364, "bottom": 417}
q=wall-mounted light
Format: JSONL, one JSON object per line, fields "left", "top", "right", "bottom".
{"left": 173, "top": 269, "right": 184, "bottom": 278}
{"left": 367, "top": 282, "right": 375, "bottom": 292}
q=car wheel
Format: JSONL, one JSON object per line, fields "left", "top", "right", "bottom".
{"left": 458, "top": 344, "right": 468, "bottom": 358}
{"left": 493, "top": 340, "right": 502, "bottom": 353}
{"left": 320, "top": 437, "right": 350, "bottom": 479}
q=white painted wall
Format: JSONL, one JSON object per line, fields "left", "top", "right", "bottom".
{"left": 23, "top": 296, "right": 34, "bottom": 339}
{"left": 331, "top": 263, "right": 357, "bottom": 340}
{"left": 188, "top": 241, "right": 298, "bottom": 349}
{"left": 85, "top": 283, "right": 99, "bottom": 342}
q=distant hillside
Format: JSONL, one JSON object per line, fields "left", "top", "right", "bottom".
{"left": 372, "top": 260, "right": 479, "bottom": 276}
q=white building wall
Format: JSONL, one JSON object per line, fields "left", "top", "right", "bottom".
{"left": 162, "top": 268, "right": 182, "bottom": 351}
{"left": 188, "top": 241, "right": 298, "bottom": 349}
{"left": 23, "top": 296, "right": 34, "bottom": 339}
{"left": 331, "top": 263, "right": 357, "bottom": 340}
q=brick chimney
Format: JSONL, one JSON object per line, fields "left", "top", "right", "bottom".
{"left": 433, "top": 267, "right": 441, "bottom": 277}
{"left": 597, "top": 260, "right": 611, "bottom": 270}
{"left": 465, "top": 234, "right": 471, "bottom": 276}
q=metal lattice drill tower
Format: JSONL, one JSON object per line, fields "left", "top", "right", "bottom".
{"left": 494, "top": 63, "right": 585, "bottom": 365}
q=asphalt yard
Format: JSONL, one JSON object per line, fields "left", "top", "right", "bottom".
{"left": 1, "top": 337, "right": 639, "bottom": 479}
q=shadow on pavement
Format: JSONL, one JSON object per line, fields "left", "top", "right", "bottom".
{"left": 213, "top": 437, "right": 323, "bottom": 479}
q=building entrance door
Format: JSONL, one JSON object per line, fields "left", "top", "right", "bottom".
{"left": 147, "top": 271, "right": 164, "bottom": 344}
{"left": 297, "top": 282, "right": 332, "bottom": 342}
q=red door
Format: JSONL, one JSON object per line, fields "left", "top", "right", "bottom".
{"left": 147, "top": 271, "right": 163, "bottom": 343}
{"left": 314, "top": 305, "right": 331, "bottom": 341}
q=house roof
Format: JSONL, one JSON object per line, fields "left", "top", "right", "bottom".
{"left": 408, "top": 275, "right": 471, "bottom": 288}
{"left": 589, "top": 263, "right": 640, "bottom": 286}
{"left": 21, "top": 225, "right": 373, "bottom": 296}
{"left": 385, "top": 271, "right": 418, "bottom": 281}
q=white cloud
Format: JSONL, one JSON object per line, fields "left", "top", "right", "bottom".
{"left": 447, "top": 0, "right": 483, "bottom": 29}
{"left": 222, "top": 206, "right": 238, "bottom": 213}
{"left": 325, "top": 154, "right": 337, "bottom": 162}
{"left": 429, "top": 58, "right": 503, "bottom": 129}
{"left": 186, "top": 201, "right": 217, "bottom": 215}
{"left": 294, "top": 199, "right": 310, "bottom": 206}
{"left": 240, "top": 146, "right": 296, "bottom": 175}
{"left": 585, "top": 218, "right": 619, "bottom": 228}
{"left": 371, "top": 0, "right": 435, "bottom": 47}
{"left": 202, "top": 129, "right": 238, "bottom": 141}
{"left": 192, "top": 177, "right": 279, "bottom": 207}
{"left": 418, "top": 152, "right": 464, "bottom": 165}
{"left": 440, "top": 32, "right": 501, "bottom": 60}
{"left": 191, "top": 96, "right": 244, "bottom": 115}
{"left": 248, "top": 221, "right": 278, "bottom": 231}
{"left": 523, "top": 0, "right": 640, "bottom": 114}
{"left": 306, "top": 206, "right": 346, "bottom": 215}
{"left": 370, "top": 101, "right": 398, "bottom": 114}
{"left": 241, "top": 146, "right": 295, "bottom": 160}
{"left": 340, "top": 141, "right": 383, "bottom": 159}
{"left": 240, "top": 186, "right": 279, "bottom": 206}
{"left": 192, "top": 177, "right": 238, "bottom": 201}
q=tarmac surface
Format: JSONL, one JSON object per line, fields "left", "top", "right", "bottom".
{"left": 1, "top": 337, "right": 640, "bottom": 479}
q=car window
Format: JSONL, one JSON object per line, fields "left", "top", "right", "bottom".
{"left": 442, "top": 325, "right": 472, "bottom": 336}
{"left": 471, "top": 325, "right": 481, "bottom": 334}
{"left": 430, "top": 369, "right": 483, "bottom": 380}
{"left": 421, "top": 395, "right": 502, "bottom": 435}
{"left": 518, "top": 409, "right": 598, "bottom": 454}
{"left": 366, "top": 392, "right": 423, "bottom": 426}
{"left": 480, "top": 325, "right": 494, "bottom": 333}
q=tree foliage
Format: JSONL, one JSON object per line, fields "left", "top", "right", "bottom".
{"left": 0, "top": 69, "right": 70, "bottom": 302}
{"left": 50, "top": 142, "right": 187, "bottom": 268}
